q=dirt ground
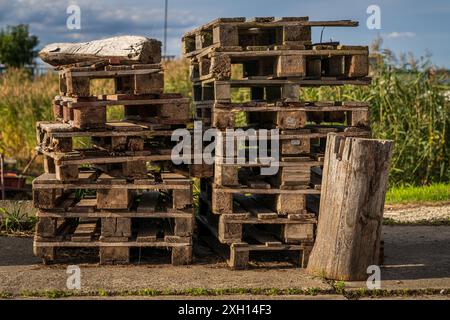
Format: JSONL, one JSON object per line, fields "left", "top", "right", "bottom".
{"left": 0, "top": 225, "right": 449, "bottom": 299}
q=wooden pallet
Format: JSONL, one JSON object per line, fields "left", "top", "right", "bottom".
{"left": 195, "top": 101, "right": 370, "bottom": 129}
{"left": 59, "top": 62, "right": 163, "bottom": 97}
{"left": 182, "top": 17, "right": 358, "bottom": 56}
{"left": 34, "top": 216, "right": 192, "bottom": 265}
{"left": 37, "top": 121, "right": 185, "bottom": 156}
{"left": 190, "top": 46, "right": 369, "bottom": 82}
{"left": 200, "top": 177, "right": 320, "bottom": 215}
{"left": 192, "top": 80, "right": 371, "bottom": 106}
{"left": 214, "top": 157, "right": 323, "bottom": 190}
{"left": 53, "top": 94, "right": 190, "bottom": 129}
{"left": 199, "top": 196, "right": 316, "bottom": 243}
{"left": 33, "top": 172, "right": 192, "bottom": 210}
{"left": 214, "top": 126, "right": 372, "bottom": 158}
{"left": 197, "top": 214, "right": 313, "bottom": 269}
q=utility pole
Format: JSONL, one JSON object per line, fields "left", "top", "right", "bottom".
{"left": 164, "top": 0, "right": 168, "bottom": 57}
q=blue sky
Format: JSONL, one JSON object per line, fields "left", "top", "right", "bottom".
{"left": 0, "top": 0, "right": 449, "bottom": 67}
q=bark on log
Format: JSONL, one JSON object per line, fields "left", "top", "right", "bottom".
{"left": 307, "top": 133, "right": 393, "bottom": 280}
{"left": 39, "top": 36, "right": 161, "bottom": 66}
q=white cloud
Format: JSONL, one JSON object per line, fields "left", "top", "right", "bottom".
{"left": 385, "top": 32, "right": 416, "bottom": 39}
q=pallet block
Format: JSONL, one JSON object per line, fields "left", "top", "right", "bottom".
{"left": 59, "top": 64, "right": 163, "bottom": 98}
{"left": 96, "top": 174, "right": 132, "bottom": 210}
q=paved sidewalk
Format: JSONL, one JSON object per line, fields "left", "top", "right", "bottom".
{"left": 0, "top": 226, "right": 449, "bottom": 299}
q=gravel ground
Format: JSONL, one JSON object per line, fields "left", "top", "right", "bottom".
{"left": 384, "top": 203, "right": 450, "bottom": 223}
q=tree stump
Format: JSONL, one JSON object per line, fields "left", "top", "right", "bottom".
{"left": 307, "top": 133, "right": 393, "bottom": 280}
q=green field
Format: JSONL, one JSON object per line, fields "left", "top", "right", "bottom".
{"left": 386, "top": 183, "right": 450, "bottom": 204}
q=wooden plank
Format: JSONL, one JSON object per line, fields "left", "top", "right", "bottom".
{"left": 234, "top": 194, "right": 277, "bottom": 219}
{"left": 245, "top": 225, "right": 282, "bottom": 247}
{"left": 71, "top": 218, "right": 98, "bottom": 242}
{"left": 39, "top": 36, "right": 161, "bottom": 66}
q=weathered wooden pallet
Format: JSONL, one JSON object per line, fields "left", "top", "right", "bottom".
{"left": 199, "top": 196, "right": 316, "bottom": 243}
{"left": 33, "top": 172, "right": 192, "bottom": 210}
{"left": 37, "top": 121, "right": 185, "bottom": 158}
{"left": 53, "top": 94, "right": 191, "bottom": 129}
{"left": 200, "top": 177, "right": 320, "bottom": 216}
{"left": 190, "top": 46, "right": 369, "bottom": 82}
{"left": 33, "top": 216, "right": 192, "bottom": 265}
{"left": 214, "top": 126, "right": 372, "bottom": 158}
{"left": 187, "top": 126, "right": 370, "bottom": 179}
{"left": 192, "top": 79, "right": 371, "bottom": 105}
{"left": 197, "top": 214, "right": 313, "bottom": 270}
{"left": 182, "top": 16, "right": 359, "bottom": 56}
{"left": 59, "top": 62, "right": 163, "bottom": 97}
{"left": 214, "top": 157, "right": 323, "bottom": 190}
{"left": 195, "top": 101, "right": 370, "bottom": 129}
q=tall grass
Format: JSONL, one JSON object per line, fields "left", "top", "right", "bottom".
{"left": 301, "top": 63, "right": 449, "bottom": 185}
{"left": 0, "top": 68, "right": 57, "bottom": 171}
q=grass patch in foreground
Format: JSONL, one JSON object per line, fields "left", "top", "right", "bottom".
{"left": 386, "top": 183, "right": 450, "bottom": 204}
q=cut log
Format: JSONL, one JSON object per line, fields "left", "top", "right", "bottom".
{"left": 307, "top": 133, "right": 393, "bottom": 280}
{"left": 39, "top": 36, "right": 161, "bottom": 66}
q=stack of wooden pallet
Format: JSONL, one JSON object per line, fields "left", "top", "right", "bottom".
{"left": 183, "top": 17, "right": 372, "bottom": 269}
{"left": 33, "top": 38, "right": 194, "bottom": 265}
